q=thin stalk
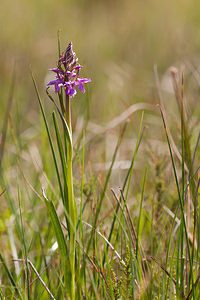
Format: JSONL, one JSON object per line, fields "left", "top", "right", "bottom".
{"left": 0, "top": 253, "right": 23, "bottom": 299}
{"left": 18, "top": 187, "right": 30, "bottom": 300}
{"left": 180, "top": 222, "right": 184, "bottom": 297}
{"left": 163, "top": 203, "right": 180, "bottom": 300}
{"left": 125, "top": 111, "right": 144, "bottom": 202}
{"left": 180, "top": 73, "right": 185, "bottom": 297}
{"left": 65, "top": 93, "right": 76, "bottom": 300}
{"left": 57, "top": 30, "right": 61, "bottom": 57}
{"left": 160, "top": 108, "right": 194, "bottom": 299}
{"left": 52, "top": 112, "right": 69, "bottom": 233}
{"left": 176, "top": 220, "right": 181, "bottom": 296}
{"left": 88, "top": 122, "right": 127, "bottom": 265}
{"left": 136, "top": 169, "right": 147, "bottom": 260}
{"left": 77, "top": 131, "right": 85, "bottom": 298}
{"left": 104, "top": 112, "right": 144, "bottom": 267}
{"left": 66, "top": 94, "right": 72, "bottom": 132}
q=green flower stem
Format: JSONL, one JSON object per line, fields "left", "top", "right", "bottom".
{"left": 65, "top": 94, "right": 77, "bottom": 300}
{"left": 66, "top": 94, "right": 72, "bottom": 132}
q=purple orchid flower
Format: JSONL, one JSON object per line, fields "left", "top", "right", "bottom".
{"left": 46, "top": 41, "right": 91, "bottom": 97}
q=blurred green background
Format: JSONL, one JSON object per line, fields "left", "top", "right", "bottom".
{"left": 1, "top": 0, "right": 200, "bottom": 182}
{"left": 1, "top": 0, "right": 200, "bottom": 124}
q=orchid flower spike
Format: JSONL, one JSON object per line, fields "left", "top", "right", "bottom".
{"left": 46, "top": 41, "right": 91, "bottom": 97}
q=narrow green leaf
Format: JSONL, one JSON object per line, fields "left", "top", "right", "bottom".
{"left": 42, "top": 190, "right": 70, "bottom": 291}
{"left": 52, "top": 112, "right": 70, "bottom": 235}
{"left": 160, "top": 108, "right": 194, "bottom": 298}
{"left": 136, "top": 169, "right": 147, "bottom": 259}
{"left": 0, "top": 253, "right": 23, "bottom": 299}
{"left": 17, "top": 185, "right": 30, "bottom": 300}
{"left": 32, "top": 74, "right": 65, "bottom": 205}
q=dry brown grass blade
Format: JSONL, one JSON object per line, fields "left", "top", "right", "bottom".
{"left": 119, "top": 188, "right": 148, "bottom": 281}
{"left": 150, "top": 255, "right": 176, "bottom": 286}
{"left": 0, "top": 189, "right": 6, "bottom": 198}
{"left": 110, "top": 188, "right": 135, "bottom": 248}
{"left": 13, "top": 258, "right": 56, "bottom": 299}
{"left": 170, "top": 67, "right": 182, "bottom": 112}
{"left": 75, "top": 240, "right": 106, "bottom": 283}
{"left": 186, "top": 273, "right": 200, "bottom": 300}
{"left": 19, "top": 164, "right": 44, "bottom": 203}
{"left": 84, "top": 102, "right": 153, "bottom": 148}
{"left": 110, "top": 188, "right": 147, "bottom": 283}
{"left": 154, "top": 65, "right": 189, "bottom": 174}
{"left": 119, "top": 188, "right": 137, "bottom": 246}
{"left": 101, "top": 204, "right": 118, "bottom": 223}
{"left": 170, "top": 68, "right": 192, "bottom": 169}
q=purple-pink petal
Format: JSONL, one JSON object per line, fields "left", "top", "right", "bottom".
{"left": 78, "top": 82, "right": 85, "bottom": 93}
{"left": 65, "top": 85, "right": 76, "bottom": 97}
{"left": 69, "top": 86, "right": 76, "bottom": 96}
{"left": 80, "top": 78, "right": 92, "bottom": 83}
{"left": 49, "top": 68, "right": 59, "bottom": 73}
{"left": 73, "top": 65, "right": 83, "bottom": 70}
{"left": 46, "top": 80, "right": 58, "bottom": 87}
{"left": 55, "top": 83, "right": 60, "bottom": 93}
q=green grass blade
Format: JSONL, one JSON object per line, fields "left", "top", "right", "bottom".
{"left": 0, "top": 253, "right": 23, "bottom": 299}
{"left": 105, "top": 111, "right": 144, "bottom": 258}
{"left": 32, "top": 74, "right": 65, "bottom": 204}
{"left": 79, "top": 130, "right": 85, "bottom": 242}
{"left": 125, "top": 111, "right": 144, "bottom": 201}
{"left": 93, "top": 122, "right": 127, "bottom": 230}
{"left": 136, "top": 169, "right": 147, "bottom": 259}
{"left": 0, "top": 288, "right": 4, "bottom": 300}
{"left": 57, "top": 30, "right": 61, "bottom": 58}
{"left": 52, "top": 112, "right": 70, "bottom": 234}
{"left": 11, "top": 264, "right": 24, "bottom": 300}
{"left": 77, "top": 131, "right": 85, "bottom": 294}
{"left": 86, "top": 122, "right": 127, "bottom": 266}
{"left": 160, "top": 108, "right": 194, "bottom": 298}
{"left": 42, "top": 189, "right": 70, "bottom": 295}
{"left": 18, "top": 186, "right": 30, "bottom": 300}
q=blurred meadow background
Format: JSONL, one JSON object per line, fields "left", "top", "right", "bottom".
{"left": 1, "top": 0, "right": 200, "bottom": 298}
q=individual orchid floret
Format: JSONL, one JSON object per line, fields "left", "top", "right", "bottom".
{"left": 46, "top": 41, "right": 91, "bottom": 97}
